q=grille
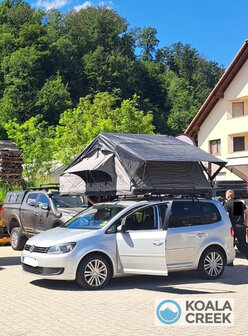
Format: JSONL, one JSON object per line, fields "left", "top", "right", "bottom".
{"left": 24, "top": 244, "right": 49, "bottom": 253}
{"left": 22, "top": 263, "right": 43, "bottom": 274}
{"left": 22, "top": 263, "right": 64, "bottom": 276}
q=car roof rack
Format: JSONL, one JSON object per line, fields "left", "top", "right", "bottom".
{"left": 115, "top": 192, "right": 212, "bottom": 201}
{"left": 26, "top": 183, "right": 59, "bottom": 191}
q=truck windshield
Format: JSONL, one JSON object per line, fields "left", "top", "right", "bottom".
{"left": 63, "top": 204, "right": 124, "bottom": 229}
{"left": 52, "top": 195, "right": 86, "bottom": 208}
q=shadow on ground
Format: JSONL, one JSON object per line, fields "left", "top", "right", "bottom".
{"left": 0, "top": 256, "right": 21, "bottom": 267}
{"left": 24, "top": 248, "right": 248, "bottom": 293}
{"left": 31, "top": 263, "right": 247, "bottom": 294}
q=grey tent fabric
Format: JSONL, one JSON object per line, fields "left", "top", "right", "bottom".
{"left": 60, "top": 133, "right": 226, "bottom": 196}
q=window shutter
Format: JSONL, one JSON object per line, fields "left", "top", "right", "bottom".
{"left": 233, "top": 136, "right": 245, "bottom": 152}
{"left": 232, "top": 102, "right": 244, "bottom": 117}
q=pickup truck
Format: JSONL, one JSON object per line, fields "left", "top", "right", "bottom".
{"left": 0, "top": 204, "right": 10, "bottom": 244}
{"left": 1, "top": 187, "right": 88, "bottom": 250}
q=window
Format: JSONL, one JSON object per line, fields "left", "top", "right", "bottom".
{"left": 199, "top": 202, "right": 221, "bottom": 224}
{"left": 52, "top": 194, "right": 86, "bottom": 208}
{"left": 26, "top": 193, "right": 38, "bottom": 206}
{"left": 232, "top": 102, "right": 244, "bottom": 117}
{"left": 233, "top": 136, "right": 245, "bottom": 152}
{"left": 168, "top": 201, "right": 202, "bottom": 228}
{"left": 64, "top": 205, "right": 124, "bottom": 230}
{"left": 209, "top": 139, "right": 221, "bottom": 155}
{"left": 125, "top": 206, "right": 157, "bottom": 230}
{"left": 37, "top": 194, "right": 49, "bottom": 208}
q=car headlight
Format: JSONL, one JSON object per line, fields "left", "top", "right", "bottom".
{"left": 47, "top": 242, "right": 77, "bottom": 254}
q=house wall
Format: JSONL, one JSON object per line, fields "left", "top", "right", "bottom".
{"left": 197, "top": 59, "right": 248, "bottom": 181}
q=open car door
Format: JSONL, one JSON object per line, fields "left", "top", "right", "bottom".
{"left": 117, "top": 204, "right": 168, "bottom": 276}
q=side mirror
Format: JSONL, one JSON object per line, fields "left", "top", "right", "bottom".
{"left": 117, "top": 218, "right": 127, "bottom": 233}
{"left": 27, "top": 199, "right": 35, "bottom": 206}
{"left": 54, "top": 212, "right": 62, "bottom": 218}
{"left": 40, "top": 203, "right": 49, "bottom": 210}
{"left": 49, "top": 198, "right": 62, "bottom": 218}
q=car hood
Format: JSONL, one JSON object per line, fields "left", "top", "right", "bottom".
{"left": 26, "top": 227, "right": 98, "bottom": 247}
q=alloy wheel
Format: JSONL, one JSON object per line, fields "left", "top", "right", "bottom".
{"left": 84, "top": 259, "right": 108, "bottom": 287}
{"left": 11, "top": 231, "right": 18, "bottom": 248}
{"left": 203, "top": 251, "right": 224, "bottom": 277}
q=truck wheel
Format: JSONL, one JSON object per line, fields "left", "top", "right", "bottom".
{"left": 76, "top": 254, "right": 111, "bottom": 290}
{"left": 10, "top": 227, "right": 27, "bottom": 251}
{"left": 197, "top": 247, "right": 225, "bottom": 280}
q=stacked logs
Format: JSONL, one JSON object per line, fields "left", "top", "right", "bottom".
{"left": 0, "top": 141, "right": 22, "bottom": 184}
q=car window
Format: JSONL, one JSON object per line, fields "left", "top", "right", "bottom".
{"left": 199, "top": 202, "right": 221, "bottom": 224}
{"left": 52, "top": 195, "right": 86, "bottom": 208}
{"left": 168, "top": 201, "right": 202, "bottom": 228}
{"left": 37, "top": 194, "right": 49, "bottom": 207}
{"left": 125, "top": 206, "right": 157, "bottom": 230}
{"left": 64, "top": 205, "right": 124, "bottom": 230}
{"left": 26, "top": 193, "right": 38, "bottom": 206}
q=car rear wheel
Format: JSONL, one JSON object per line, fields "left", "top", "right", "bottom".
{"left": 197, "top": 247, "right": 225, "bottom": 280}
{"left": 10, "top": 227, "right": 27, "bottom": 250}
{"left": 76, "top": 254, "right": 111, "bottom": 290}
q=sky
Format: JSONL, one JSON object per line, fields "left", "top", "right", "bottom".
{"left": 14, "top": 0, "right": 248, "bottom": 68}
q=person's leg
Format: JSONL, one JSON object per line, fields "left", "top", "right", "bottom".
{"left": 235, "top": 226, "right": 248, "bottom": 259}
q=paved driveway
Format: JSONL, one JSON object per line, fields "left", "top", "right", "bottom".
{"left": 0, "top": 246, "right": 248, "bottom": 336}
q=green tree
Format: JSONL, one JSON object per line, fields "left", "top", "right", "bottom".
{"left": 0, "top": 32, "right": 16, "bottom": 58}
{"left": 0, "top": 2, "right": 223, "bottom": 141}
{"left": 65, "top": 6, "right": 132, "bottom": 55}
{"left": 35, "top": 74, "right": 72, "bottom": 124}
{"left": 192, "top": 58, "right": 224, "bottom": 102}
{"left": 64, "top": 6, "right": 136, "bottom": 99}
{"left": 134, "top": 60, "right": 170, "bottom": 134}
{"left": 0, "top": 46, "right": 48, "bottom": 123}
{"left": 0, "top": 0, "right": 35, "bottom": 34}
{"left": 156, "top": 42, "right": 223, "bottom": 98}
{"left": 18, "top": 23, "right": 48, "bottom": 49}
{"left": 136, "top": 27, "right": 159, "bottom": 61}
{"left": 55, "top": 92, "right": 154, "bottom": 165}
{"left": 166, "top": 73, "right": 200, "bottom": 134}
{"left": 83, "top": 46, "right": 137, "bottom": 97}
{"left": 4, "top": 115, "right": 55, "bottom": 181}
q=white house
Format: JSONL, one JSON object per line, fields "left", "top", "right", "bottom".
{"left": 185, "top": 40, "right": 248, "bottom": 194}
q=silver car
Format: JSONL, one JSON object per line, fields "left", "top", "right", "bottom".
{"left": 21, "top": 198, "right": 235, "bottom": 290}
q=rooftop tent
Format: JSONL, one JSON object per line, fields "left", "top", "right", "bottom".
{"left": 59, "top": 133, "right": 226, "bottom": 196}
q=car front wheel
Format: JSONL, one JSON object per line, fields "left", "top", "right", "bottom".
{"left": 76, "top": 254, "right": 111, "bottom": 290}
{"left": 10, "top": 227, "right": 27, "bottom": 250}
{"left": 197, "top": 247, "right": 225, "bottom": 280}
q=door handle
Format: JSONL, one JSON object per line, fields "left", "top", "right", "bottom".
{"left": 197, "top": 232, "right": 206, "bottom": 238}
{"left": 153, "top": 240, "right": 164, "bottom": 246}
{"left": 34, "top": 213, "right": 39, "bottom": 216}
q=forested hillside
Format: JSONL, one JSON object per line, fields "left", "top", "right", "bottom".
{"left": 0, "top": 0, "right": 224, "bottom": 179}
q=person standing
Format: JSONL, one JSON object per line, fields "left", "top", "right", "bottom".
{"left": 224, "top": 189, "right": 248, "bottom": 260}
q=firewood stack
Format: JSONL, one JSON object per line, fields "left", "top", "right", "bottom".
{"left": 0, "top": 141, "right": 22, "bottom": 184}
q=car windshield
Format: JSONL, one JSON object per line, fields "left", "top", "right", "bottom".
{"left": 63, "top": 204, "right": 124, "bottom": 229}
{"left": 52, "top": 195, "right": 86, "bottom": 208}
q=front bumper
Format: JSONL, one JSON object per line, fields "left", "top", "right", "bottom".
{"left": 21, "top": 249, "right": 79, "bottom": 280}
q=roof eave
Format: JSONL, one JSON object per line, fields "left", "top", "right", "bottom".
{"left": 185, "top": 40, "right": 248, "bottom": 139}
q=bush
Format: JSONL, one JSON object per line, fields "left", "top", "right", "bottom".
{"left": 0, "top": 181, "right": 20, "bottom": 204}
